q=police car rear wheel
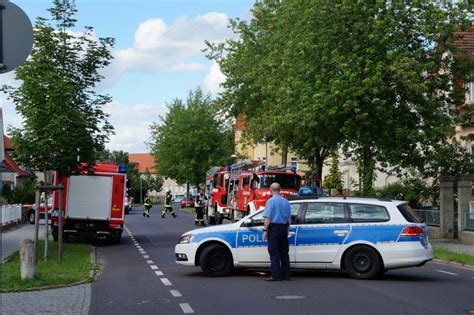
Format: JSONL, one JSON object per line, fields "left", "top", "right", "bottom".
{"left": 344, "top": 246, "right": 382, "bottom": 280}
{"left": 199, "top": 244, "right": 233, "bottom": 277}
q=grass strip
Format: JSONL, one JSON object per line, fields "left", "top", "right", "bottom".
{"left": 433, "top": 246, "right": 474, "bottom": 266}
{"left": 1, "top": 240, "right": 93, "bottom": 292}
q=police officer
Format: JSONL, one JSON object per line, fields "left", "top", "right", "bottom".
{"left": 143, "top": 194, "right": 152, "bottom": 217}
{"left": 162, "top": 190, "right": 177, "bottom": 218}
{"left": 194, "top": 189, "right": 207, "bottom": 226}
{"left": 262, "top": 182, "right": 291, "bottom": 281}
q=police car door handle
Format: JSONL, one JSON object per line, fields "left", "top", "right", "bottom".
{"left": 334, "top": 230, "right": 349, "bottom": 236}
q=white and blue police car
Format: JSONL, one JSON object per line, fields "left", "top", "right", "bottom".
{"left": 175, "top": 197, "right": 433, "bottom": 279}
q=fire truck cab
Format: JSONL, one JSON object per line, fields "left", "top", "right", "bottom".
{"left": 206, "top": 161, "right": 301, "bottom": 224}
{"left": 51, "top": 164, "right": 127, "bottom": 244}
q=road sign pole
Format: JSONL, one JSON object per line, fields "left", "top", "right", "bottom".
{"left": 58, "top": 185, "right": 63, "bottom": 262}
{"left": 0, "top": 1, "right": 6, "bottom": 72}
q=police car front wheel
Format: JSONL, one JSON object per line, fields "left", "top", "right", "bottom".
{"left": 199, "top": 244, "right": 233, "bottom": 277}
{"left": 343, "top": 245, "right": 383, "bottom": 280}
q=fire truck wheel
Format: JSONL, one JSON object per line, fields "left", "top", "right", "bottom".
{"left": 28, "top": 210, "right": 35, "bottom": 224}
{"left": 199, "top": 244, "right": 233, "bottom": 277}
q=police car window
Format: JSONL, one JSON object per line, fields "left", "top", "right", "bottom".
{"left": 250, "top": 211, "right": 265, "bottom": 226}
{"left": 349, "top": 204, "right": 390, "bottom": 222}
{"left": 304, "top": 203, "right": 345, "bottom": 224}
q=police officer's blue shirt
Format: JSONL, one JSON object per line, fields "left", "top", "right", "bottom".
{"left": 263, "top": 194, "right": 291, "bottom": 224}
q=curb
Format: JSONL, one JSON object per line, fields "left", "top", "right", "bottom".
{"left": 1, "top": 246, "right": 97, "bottom": 293}
{"left": 432, "top": 259, "right": 474, "bottom": 270}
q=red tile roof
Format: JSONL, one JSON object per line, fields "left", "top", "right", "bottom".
{"left": 4, "top": 135, "right": 13, "bottom": 151}
{"left": 128, "top": 153, "right": 156, "bottom": 174}
{"left": 3, "top": 152, "right": 29, "bottom": 177}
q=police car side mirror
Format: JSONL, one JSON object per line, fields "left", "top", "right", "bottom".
{"left": 242, "top": 218, "right": 252, "bottom": 227}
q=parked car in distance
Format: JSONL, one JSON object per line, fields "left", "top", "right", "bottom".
{"left": 174, "top": 194, "right": 185, "bottom": 203}
{"left": 181, "top": 197, "right": 195, "bottom": 208}
{"left": 124, "top": 196, "right": 132, "bottom": 215}
{"left": 25, "top": 194, "right": 54, "bottom": 224}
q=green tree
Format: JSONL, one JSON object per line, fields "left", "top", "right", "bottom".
{"left": 208, "top": 1, "right": 473, "bottom": 194}
{"left": 324, "top": 155, "right": 343, "bottom": 191}
{"left": 149, "top": 88, "right": 233, "bottom": 188}
{"left": 2, "top": 0, "right": 114, "bottom": 182}
{"left": 206, "top": 1, "right": 339, "bottom": 178}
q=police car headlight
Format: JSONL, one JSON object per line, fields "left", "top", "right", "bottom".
{"left": 179, "top": 235, "right": 193, "bottom": 244}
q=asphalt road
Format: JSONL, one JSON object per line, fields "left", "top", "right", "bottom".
{"left": 90, "top": 205, "right": 474, "bottom": 315}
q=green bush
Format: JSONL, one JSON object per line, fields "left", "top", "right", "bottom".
{"left": 375, "top": 179, "right": 439, "bottom": 208}
{"left": 2, "top": 178, "right": 37, "bottom": 204}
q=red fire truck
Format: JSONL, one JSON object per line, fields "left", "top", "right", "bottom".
{"left": 206, "top": 161, "right": 301, "bottom": 224}
{"left": 51, "top": 164, "right": 127, "bottom": 244}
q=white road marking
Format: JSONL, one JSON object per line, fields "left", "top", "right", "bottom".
{"left": 170, "top": 290, "right": 182, "bottom": 297}
{"left": 155, "top": 271, "right": 164, "bottom": 276}
{"left": 179, "top": 303, "right": 194, "bottom": 314}
{"left": 150, "top": 265, "right": 159, "bottom": 270}
{"left": 436, "top": 270, "right": 459, "bottom": 276}
{"left": 143, "top": 255, "right": 150, "bottom": 259}
{"left": 146, "top": 260, "right": 154, "bottom": 264}
{"left": 160, "top": 278, "right": 172, "bottom": 286}
{"left": 139, "top": 251, "right": 146, "bottom": 254}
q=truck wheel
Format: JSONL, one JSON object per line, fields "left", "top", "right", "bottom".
{"left": 344, "top": 245, "right": 383, "bottom": 280}
{"left": 199, "top": 244, "right": 233, "bottom": 277}
{"left": 28, "top": 210, "right": 35, "bottom": 224}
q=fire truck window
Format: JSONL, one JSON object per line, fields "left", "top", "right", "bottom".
{"left": 258, "top": 174, "right": 300, "bottom": 189}
{"left": 242, "top": 177, "right": 249, "bottom": 188}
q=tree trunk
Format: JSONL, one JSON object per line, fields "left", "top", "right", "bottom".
{"left": 281, "top": 146, "right": 288, "bottom": 167}
{"left": 358, "top": 148, "right": 375, "bottom": 195}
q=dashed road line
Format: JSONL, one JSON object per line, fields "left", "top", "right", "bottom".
{"left": 179, "top": 303, "right": 194, "bottom": 314}
{"left": 170, "top": 290, "right": 182, "bottom": 297}
{"left": 160, "top": 278, "right": 172, "bottom": 286}
{"left": 127, "top": 227, "right": 193, "bottom": 314}
{"left": 436, "top": 270, "right": 459, "bottom": 276}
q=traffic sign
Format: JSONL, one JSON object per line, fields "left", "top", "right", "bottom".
{"left": 0, "top": 1, "right": 33, "bottom": 73}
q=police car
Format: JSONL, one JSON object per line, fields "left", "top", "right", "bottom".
{"left": 175, "top": 197, "right": 432, "bottom": 279}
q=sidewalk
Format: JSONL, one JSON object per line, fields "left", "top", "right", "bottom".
{"left": 430, "top": 239, "right": 474, "bottom": 255}
{"left": 1, "top": 224, "right": 47, "bottom": 261}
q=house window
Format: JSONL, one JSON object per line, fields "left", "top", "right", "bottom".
{"left": 466, "top": 82, "right": 474, "bottom": 102}
{"left": 291, "top": 157, "right": 298, "bottom": 170}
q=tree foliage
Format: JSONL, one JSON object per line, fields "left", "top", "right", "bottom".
{"left": 150, "top": 88, "right": 234, "bottom": 187}
{"left": 324, "top": 155, "right": 343, "bottom": 191}
{"left": 207, "top": 0, "right": 474, "bottom": 194}
{"left": 2, "top": 0, "right": 114, "bottom": 180}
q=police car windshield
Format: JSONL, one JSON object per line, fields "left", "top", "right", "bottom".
{"left": 257, "top": 174, "right": 300, "bottom": 189}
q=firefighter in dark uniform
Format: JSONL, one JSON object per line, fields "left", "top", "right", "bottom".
{"left": 162, "top": 190, "right": 177, "bottom": 218}
{"left": 143, "top": 194, "right": 152, "bottom": 217}
{"left": 195, "top": 189, "right": 207, "bottom": 226}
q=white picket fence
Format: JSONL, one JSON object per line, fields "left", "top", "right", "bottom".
{"left": 1, "top": 204, "right": 22, "bottom": 225}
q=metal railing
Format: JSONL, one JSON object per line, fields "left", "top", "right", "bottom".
{"left": 465, "top": 212, "right": 474, "bottom": 232}
{"left": 414, "top": 209, "right": 440, "bottom": 227}
{"left": 1, "top": 204, "right": 21, "bottom": 225}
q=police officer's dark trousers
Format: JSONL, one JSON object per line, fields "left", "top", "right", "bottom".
{"left": 268, "top": 223, "right": 290, "bottom": 280}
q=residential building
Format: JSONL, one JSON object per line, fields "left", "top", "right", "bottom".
{"left": 128, "top": 153, "right": 188, "bottom": 197}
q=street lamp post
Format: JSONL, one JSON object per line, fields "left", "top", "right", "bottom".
{"left": 140, "top": 175, "right": 143, "bottom": 204}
